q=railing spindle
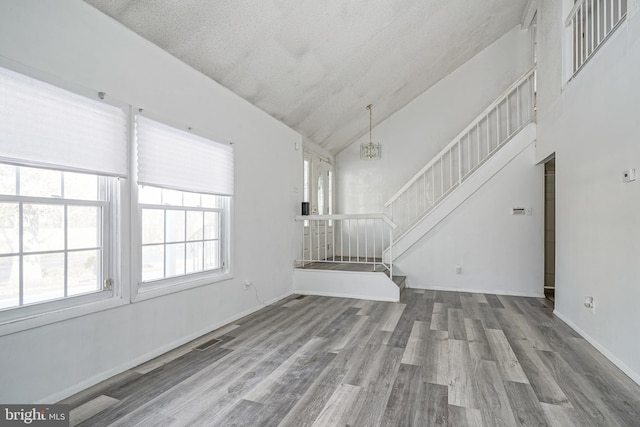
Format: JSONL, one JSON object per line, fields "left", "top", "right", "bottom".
{"left": 457, "top": 141, "right": 463, "bottom": 184}
{"left": 356, "top": 218, "right": 359, "bottom": 262}
{"left": 365, "top": 218, "right": 368, "bottom": 262}
{"left": 610, "top": 0, "right": 614, "bottom": 33}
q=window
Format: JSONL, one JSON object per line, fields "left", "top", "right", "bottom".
{"left": 0, "top": 165, "right": 114, "bottom": 310}
{"left": 0, "top": 64, "right": 126, "bottom": 321}
{"left": 135, "top": 115, "right": 233, "bottom": 290}
{"left": 139, "top": 186, "right": 228, "bottom": 283}
{"left": 303, "top": 155, "right": 310, "bottom": 227}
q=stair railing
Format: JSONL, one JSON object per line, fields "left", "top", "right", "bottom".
{"left": 385, "top": 66, "right": 536, "bottom": 238}
{"left": 295, "top": 214, "right": 397, "bottom": 278}
{"left": 566, "top": 0, "right": 627, "bottom": 78}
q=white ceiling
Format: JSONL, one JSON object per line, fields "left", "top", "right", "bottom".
{"left": 84, "top": 0, "right": 529, "bottom": 154}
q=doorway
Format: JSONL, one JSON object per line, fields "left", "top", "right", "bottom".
{"left": 302, "top": 151, "right": 335, "bottom": 262}
{"left": 544, "top": 158, "right": 556, "bottom": 304}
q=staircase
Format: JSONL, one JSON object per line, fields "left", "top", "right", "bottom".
{"left": 384, "top": 66, "right": 536, "bottom": 260}
{"left": 294, "top": 67, "right": 537, "bottom": 301}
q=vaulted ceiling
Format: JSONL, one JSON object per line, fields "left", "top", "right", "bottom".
{"left": 84, "top": 0, "right": 530, "bottom": 154}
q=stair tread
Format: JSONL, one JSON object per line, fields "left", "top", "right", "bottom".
{"left": 392, "top": 275, "right": 406, "bottom": 288}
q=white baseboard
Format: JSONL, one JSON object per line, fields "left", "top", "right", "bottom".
{"left": 409, "top": 284, "right": 544, "bottom": 299}
{"left": 553, "top": 310, "right": 640, "bottom": 387}
{"left": 40, "top": 290, "right": 293, "bottom": 404}
{"left": 295, "top": 290, "right": 398, "bottom": 302}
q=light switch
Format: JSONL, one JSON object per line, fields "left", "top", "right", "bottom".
{"left": 622, "top": 169, "right": 637, "bottom": 183}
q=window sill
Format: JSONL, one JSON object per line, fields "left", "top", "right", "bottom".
{"left": 133, "top": 271, "right": 233, "bottom": 303}
{"left": 0, "top": 293, "right": 126, "bottom": 337}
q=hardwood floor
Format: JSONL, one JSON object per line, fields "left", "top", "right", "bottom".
{"left": 61, "top": 290, "right": 640, "bottom": 426}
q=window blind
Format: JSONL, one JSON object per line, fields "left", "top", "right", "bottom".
{"left": 0, "top": 66, "right": 128, "bottom": 177}
{"left": 136, "top": 115, "right": 234, "bottom": 196}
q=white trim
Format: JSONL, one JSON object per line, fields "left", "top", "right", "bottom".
{"left": 293, "top": 269, "right": 400, "bottom": 302}
{"left": 553, "top": 310, "right": 640, "bottom": 386}
{"left": 0, "top": 296, "right": 127, "bottom": 337}
{"left": 294, "top": 290, "right": 399, "bottom": 303}
{"left": 133, "top": 272, "right": 234, "bottom": 303}
{"left": 521, "top": 0, "right": 538, "bottom": 29}
{"left": 39, "top": 289, "right": 293, "bottom": 404}
{"left": 408, "top": 285, "right": 544, "bottom": 299}
{"left": 296, "top": 213, "right": 397, "bottom": 229}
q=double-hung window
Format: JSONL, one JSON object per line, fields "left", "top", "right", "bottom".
{"left": 135, "top": 115, "right": 233, "bottom": 292}
{"left": 0, "top": 65, "right": 126, "bottom": 319}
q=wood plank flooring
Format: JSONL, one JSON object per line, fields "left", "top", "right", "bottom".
{"left": 61, "top": 290, "right": 640, "bottom": 426}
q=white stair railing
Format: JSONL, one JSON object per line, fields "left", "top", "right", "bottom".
{"left": 385, "top": 67, "right": 536, "bottom": 238}
{"left": 567, "top": 0, "right": 627, "bottom": 77}
{"left": 295, "top": 214, "right": 397, "bottom": 278}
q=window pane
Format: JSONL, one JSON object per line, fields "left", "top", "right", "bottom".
{"left": 20, "top": 167, "right": 61, "bottom": 198}
{"left": 165, "top": 243, "right": 185, "bottom": 277}
{"left": 204, "top": 240, "right": 220, "bottom": 270}
{"left": 0, "top": 164, "right": 16, "bottom": 195}
{"left": 186, "top": 241, "right": 203, "bottom": 274}
{"left": 142, "top": 209, "right": 164, "bottom": 244}
{"left": 303, "top": 160, "right": 309, "bottom": 202}
{"left": 165, "top": 210, "right": 185, "bottom": 242}
{"left": 64, "top": 172, "right": 98, "bottom": 200}
{"left": 204, "top": 212, "right": 219, "bottom": 240}
{"left": 0, "top": 256, "right": 18, "bottom": 309}
{"left": 162, "top": 189, "right": 183, "bottom": 206}
{"left": 202, "top": 194, "right": 220, "bottom": 208}
{"left": 68, "top": 249, "right": 100, "bottom": 296}
{"left": 23, "top": 204, "right": 64, "bottom": 252}
{"left": 68, "top": 206, "right": 99, "bottom": 249}
{"left": 186, "top": 211, "right": 203, "bottom": 241}
{"left": 139, "top": 185, "right": 162, "bottom": 205}
{"left": 317, "top": 176, "right": 324, "bottom": 215}
{"left": 23, "top": 253, "right": 64, "bottom": 304}
{"left": 142, "top": 245, "right": 164, "bottom": 282}
{"left": 0, "top": 203, "right": 19, "bottom": 254}
{"left": 183, "top": 192, "right": 201, "bottom": 207}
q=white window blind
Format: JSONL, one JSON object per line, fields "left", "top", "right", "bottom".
{"left": 136, "top": 115, "right": 234, "bottom": 196}
{"left": 0, "top": 66, "right": 128, "bottom": 177}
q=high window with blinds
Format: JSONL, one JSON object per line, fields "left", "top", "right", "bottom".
{"left": 0, "top": 66, "right": 126, "bottom": 315}
{"left": 135, "top": 116, "right": 233, "bottom": 287}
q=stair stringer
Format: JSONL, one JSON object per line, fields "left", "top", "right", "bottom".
{"left": 387, "top": 123, "right": 536, "bottom": 262}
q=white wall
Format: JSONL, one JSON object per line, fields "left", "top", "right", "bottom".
{"left": 336, "top": 25, "right": 533, "bottom": 214}
{"left": 396, "top": 142, "right": 544, "bottom": 297}
{"left": 0, "top": 0, "right": 301, "bottom": 403}
{"left": 536, "top": 1, "right": 640, "bottom": 384}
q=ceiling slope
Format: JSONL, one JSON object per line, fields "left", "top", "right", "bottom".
{"left": 84, "top": 0, "right": 528, "bottom": 154}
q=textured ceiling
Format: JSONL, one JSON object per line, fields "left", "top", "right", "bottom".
{"left": 84, "top": 0, "right": 529, "bottom": 154}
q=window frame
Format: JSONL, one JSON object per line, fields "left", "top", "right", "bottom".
{"left": 130, "top": 111, "right": 234, "bottom": 303}
{"left": 135, "top": 186, "right": 231, "bottom": 296}
{"left": 0, "top": 59, "right": 131, "bottom": 337}
{"left": 131, "top": 194, "right": 233, "bottom": 302}
{"left": 0, "top": 61, "right": 236, "bottom": 335}
{"left": 0, "top": 169, "right": 127, "bottom": 336}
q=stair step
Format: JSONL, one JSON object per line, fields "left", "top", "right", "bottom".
{"left": 392, "top": 275, "right": 406, "bottom": 290}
